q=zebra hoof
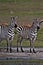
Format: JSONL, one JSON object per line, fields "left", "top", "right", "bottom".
{"left": 22, "top": 50, "right": 24, "bottom": 52}
{"left": 6, "top": 48, "right": 9, "bottom": 52}
{"left": 21, "top": 48, "right": 24, "bottom": 52}
{"left": 17, "top": 48, "right": 19, "bottom": 52}
{"left": 30, "top": 49, "right": 32, "bottom": 53}
{"left": 33, "top": 49, "right": 36, "bottom": 53}
{"left": 10, "top": 49, "right": 12, "bottom": 53}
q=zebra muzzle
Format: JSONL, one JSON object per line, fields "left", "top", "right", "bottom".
{"left": 37, "top": 26, "right": 40, "bottom": 30}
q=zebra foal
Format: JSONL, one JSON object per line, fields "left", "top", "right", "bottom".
{"left": 16, "top": 18, "right": 43, "bottom": 53}
{"left": 0, "top": 16, "right": 17, "bottom": 53}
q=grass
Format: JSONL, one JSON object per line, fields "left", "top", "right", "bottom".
{"left": 0, "top": 59, "right": 43, "bottom": 65}
{"left": 0, "top": 0, "right": 43, "bottom": 47}
{"left": 0, "top": 0, "right": 43, "bottom": 23}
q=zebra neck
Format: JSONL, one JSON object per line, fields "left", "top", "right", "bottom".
{"left": 31, "top": 26, "right": 37, "bottom": 33}
{"left": 30, "top": 27, "right": 37, "bottom": 36}
{"left": 8, "top": 25, "right": 14, "bottom": 33}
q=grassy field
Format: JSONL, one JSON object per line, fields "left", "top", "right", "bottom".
{"left": 0, "top": 60, "right": 43, "bottom": 65}
{"left": 0, "top": 0, "right": 43, "bottom": 47}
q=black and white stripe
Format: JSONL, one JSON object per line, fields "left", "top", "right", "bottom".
{"left": 8, "top": 27, "right": 15, "bottom": 40}
{"left": 16, "top": 26, "right": 23, "bottom": 33}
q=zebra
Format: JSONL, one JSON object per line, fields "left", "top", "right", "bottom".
{"left": 16, "top": 18, "right": 43, "bottom": 53}
{"left": 0, "top": 16, "right": 17, "bottom": 53}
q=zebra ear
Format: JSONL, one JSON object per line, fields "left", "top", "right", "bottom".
{"left": 39, "top": 21, "right": 43, "bottom": 25}
{"left": 33, "top": 18, "right": 38, "bottom": 23}
{"left": 15, "top": 16, "right": 19, "bottom": 20}
{"left": 11, "top": 16, "right": 15, "bottom": 20}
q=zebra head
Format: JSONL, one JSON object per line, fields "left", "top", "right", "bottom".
{"left": 33, "top": 18, "right": 40, "bottom": 31}
{"left": 10, "top": 16, "right": 17, "bottom": 28}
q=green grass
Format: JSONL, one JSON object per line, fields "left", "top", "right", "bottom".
{"left": 0, "top": 0, "right": 43, "bottom": 47}
{"left": 0, "top": 60, "right": 43, "bottom": 65}
{"left": 0, "top": 0, "right": 43, "bottom": 22}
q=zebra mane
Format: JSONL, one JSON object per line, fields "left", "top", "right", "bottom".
{"left": 22, "top": 24, "right": 32, "bottom": 28}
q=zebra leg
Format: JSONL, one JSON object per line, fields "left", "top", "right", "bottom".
{"left": 30, "top": 40, "right": 32, "bottom": 53}
{"left": 21, "top": 43, "right": 24, "bottom": 52}
{"left": 6, "top": 40, "right": 9, "bottom": 52}
{"left": 17, "top": 43, "right": 19, "bottom": 52}
{"left": 17, "top": 39, "right": 19, "bottom": 52}
{"left": 30, "top": 48, "right": 32, "bottom": 53}
{"left": 32, "top": 44, "right": 36, "bottom": 53}
{"left": 20, "top": 38, "right": 24, "bottom": 52}
{"left": 17, "top": 35, "right": 21, "bottom": 52}
{"left": 33, "top": 48, "right": 36, "bottom": 53}
{"left": 0, "top": 39, "right": 2, "bottom": 51}
{"left": 10, "top": 40, "right": 12, "bottom": 53}
{"left": 6, "top": 42, "right": 9, "bottom": 52}
{"left": 32, "top": 39, "right": 36, "bottom": 53}
{"left": 21, "top": 46, "right": 24, "bottom": 52}
{"left": 10, "top": 41, "right": 12, "bottom": 53}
